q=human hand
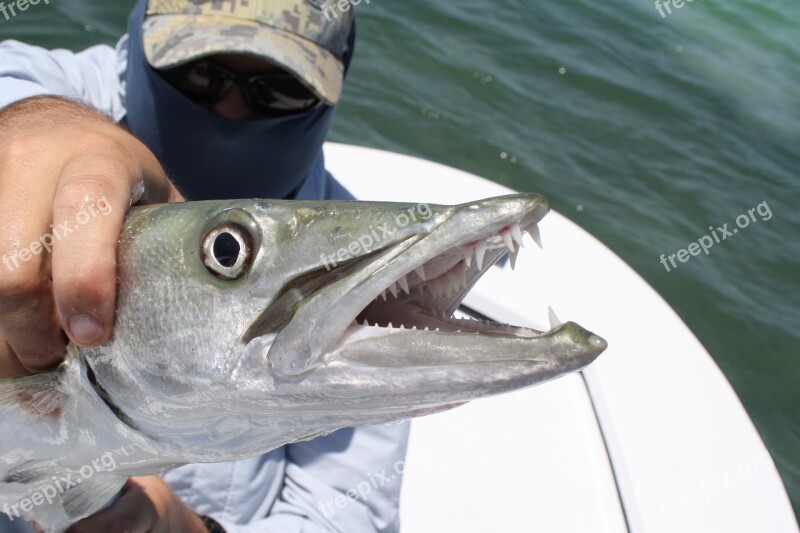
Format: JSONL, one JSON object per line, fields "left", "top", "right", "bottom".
{"left": 0, "top": 96, "right": 182, "bottom": 378}
{"left": 66, "top": 475, "right": 208, "bottom": 533}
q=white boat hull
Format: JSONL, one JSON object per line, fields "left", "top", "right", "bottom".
{"left": 325, "top": 143, "right": 798, "bottom": 533}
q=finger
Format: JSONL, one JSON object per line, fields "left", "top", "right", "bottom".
{"left": 67, "top": 480, "right": 155, "bottom": 533}
{"left": 0, "top": 145, "right": 68, "bottom": 370}
{"left": 0, "top": 256, "right": 65, "bottom": 371}
{"left": 0, "top": 338, "right": 32, "bottom": 378}
{"left": 125, "top": 135, "right": 184, "bottom": 205}
{"left": 52, "top": 146, "right": 172, "bottom": 347}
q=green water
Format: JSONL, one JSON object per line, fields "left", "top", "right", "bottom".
{"left": 2, "top": 0, "right": 798, "bottom": 519}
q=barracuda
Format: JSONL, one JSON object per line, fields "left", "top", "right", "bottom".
{"left": 0, "top": 194, "right": 607, "bottom": 531}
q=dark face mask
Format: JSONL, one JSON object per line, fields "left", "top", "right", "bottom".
{"left": 124, "top": 0, "right": 354, "bottom": 201}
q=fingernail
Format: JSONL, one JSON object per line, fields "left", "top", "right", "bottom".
{"left": 68, "top": 313, "right": 105, "bottom": 345}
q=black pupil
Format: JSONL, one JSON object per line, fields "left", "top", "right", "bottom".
{"left": 214, "top": 232, "right": 241, "bottom": 268}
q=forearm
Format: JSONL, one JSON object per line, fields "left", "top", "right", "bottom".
{"left": 0, "top": 95, "right": 114, "bottom": 133}
{"left": 163, "top": 423, "right": 410, "bottom": 532}
{"left": 275, "top": 423, "right": 410, "bottom": 532}
{"left": 0, "top": 39, "right": 123, "bottom": 116}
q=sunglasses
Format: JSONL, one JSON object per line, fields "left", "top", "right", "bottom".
{"left": 160, "top": 59, "right": 322, "bottom": 117}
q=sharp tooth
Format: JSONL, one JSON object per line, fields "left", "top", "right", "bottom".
{"left": 511, "top": 223, "right": 524, "bottom": 248}
{"left": 501, "top": 229, "right": 515, "bottom": 252}
{"left": 529, "top": 223, "right": 543, "bottom": 249}
{"left": 509, "top": 247, "right": 518, "bottom": 270}
{"left": 398, "top": 275, "right": 410, "bottom": 294}
{"left": 388, "top": 322, "right": 394, "bottom": 329}
{"left": 475, "top": 241, "right": 487, "bottom": 270}
{"left": 464, "top": 248, "right": 472, "bottom": 269}
{"left": 411, "top": 325, "right": 417, "bottom": 330}
{"left": 380, "top": 290, "right": 388, "bottom": 301}
{"left": 388, "top": 282, "right": 398, "bottom": 298}
{"left": 429, "top": 280, "right": 439, "bottom": 298}
{"left": 424, "top": 326, "right": 429, "bottom": 331}
{"left": 458, "top": 266, "right": 467, "bottom": 287}
{"left": 548, "top": 306, "right": 563, "bottom": 328}
{"left": 414, "top": 265, "right": 427, "bottom": 281}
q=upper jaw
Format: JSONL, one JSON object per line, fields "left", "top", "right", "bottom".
{"left": 261, "top": 194, "right": 551, "bottom": 377}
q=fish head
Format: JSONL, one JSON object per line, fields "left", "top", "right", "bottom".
{"left": 83, "top": 195, "right": 606, "bottom": 456}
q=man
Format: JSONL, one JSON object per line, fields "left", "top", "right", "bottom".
{"left": 0, "top": 0, "right": 409, "bottom": 531}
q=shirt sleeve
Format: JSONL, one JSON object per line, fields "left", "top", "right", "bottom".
{"left": 0, "top": 39, "right": 125, "bottom": 120}
{"left": 212, "top": 422, "right": 411, "bottom": 533}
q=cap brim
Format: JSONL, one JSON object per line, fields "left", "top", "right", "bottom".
{"left": 143, "top": 14, "right": 343, "bottom": 105}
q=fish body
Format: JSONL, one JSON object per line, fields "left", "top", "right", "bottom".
{"left": 0, "top": 195, "right": 606, "bottom": 531}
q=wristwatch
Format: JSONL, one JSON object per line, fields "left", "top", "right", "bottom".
{"left": 199, "top": 514, "right": 226, "bottom": 533}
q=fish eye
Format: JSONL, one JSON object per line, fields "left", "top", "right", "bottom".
{"left": 202, "top": 224, "right": 252, "bottom": 280}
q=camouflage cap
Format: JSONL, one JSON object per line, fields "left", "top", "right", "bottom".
{"left": 143, "top": 0, "right": 353, "bottom": 104}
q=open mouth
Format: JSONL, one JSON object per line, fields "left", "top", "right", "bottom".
{"left": 255, "top": 194, "right": 590, "bottom": 377}
{"left": 350, "top": 219, "right": 546, "bottom": 340}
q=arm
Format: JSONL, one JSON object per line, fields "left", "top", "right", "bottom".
{"left": 69, "top": 423, "right": 411, "bottom": 532}
{"left": 0, "top": 39, "right": 124, "bottom": 119}
{"left": 220, "top": 423, "right": 411, "bottom": 532}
